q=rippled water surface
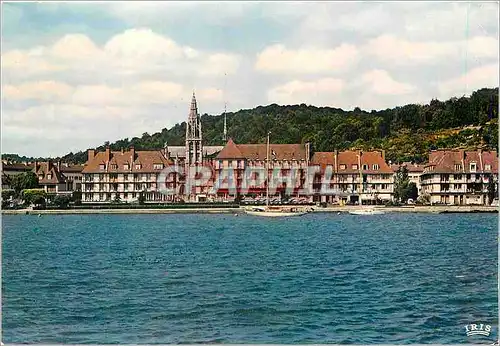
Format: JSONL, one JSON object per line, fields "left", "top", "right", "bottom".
{"left": 2, "top": 213, "right": 498, "bottom": 343}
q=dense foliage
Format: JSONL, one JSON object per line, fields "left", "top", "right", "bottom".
{"left": 8, "top": 172, "right": 39, "bottom": 196}
{"left": 3, "top": 88, "right": 498, "bottom": 164}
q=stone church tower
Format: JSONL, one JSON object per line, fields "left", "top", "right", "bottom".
{"left": 185, "top": 92, "right": 203, "bottom": 166}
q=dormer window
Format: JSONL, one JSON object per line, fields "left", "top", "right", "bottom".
{"left": 153, "top": 163, "right": 164, "bottom": 170}
{"left": 339, "top": 164, "right": 346, "bottom": 170}
{"left": 135, "top": 164, "right": 142, "bottom": 170}
{"left": 352, "top": 164, "right": 358, "bottom": 170}
{"left": 372, "top": 164, "right": 379, "bottom": 170}
{"left": 124, "top": 164, "right": 130, "bottom": 170}
{"left": 454, "top": 164, "right": 462, "bottom": 171}
{"left": 47, "top": 174, "right": 52, "bottom": 179}
{"left": 485, "top": 164, "right": 491, "bottom": 171}
{"left": 470, "top": 163, "right": 477, "bottom": 172}
{"left": 99, "top": 164, "right": 105, "bottom": 170}
{"left": 362, "top": 164, "right": 368, "bottom": 170}
{"left": 110, "top": 164, "right": 117, "bottom": 169}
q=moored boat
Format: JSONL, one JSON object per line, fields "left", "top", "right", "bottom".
{"left": 245, "top": 206, "right": 309, "bottom": 217}
{"left": 348, "top": 208, "right": 385, "bottom": 215}
{"left": 244, "top": 131, "right": 308, "bottom": 218}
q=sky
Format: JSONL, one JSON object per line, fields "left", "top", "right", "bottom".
{"left": 1, "top": 1, "right": 499, "bottom": 157}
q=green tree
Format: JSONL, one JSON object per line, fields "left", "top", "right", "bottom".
{"left": 22, "top": 189, "right": 46, "bottom": 207}
{"left": 393, "top": 166, "right": 410, "bottom": 203}
{"left": 72, "top": 190, "right": 82, "bottom": 206}
{"left": 487, "top": 174, "right": 497, "bottom": 205}
{"left": 138, "top": 191, "right": 146, "bottom": 205}
{"left": 417, "top": 192, "right": 431, "bottom": 205}
{"left": 407, "top": 182, "right": 418, "bottom": 201}
{"left": 113, "top": 194, "right": 122, "bottom": 204}
{"left": 53, "top": 194, "right": 72, "bottom": 209}
{"left": 10, "top": 172, "right": 39, "bottom": 196}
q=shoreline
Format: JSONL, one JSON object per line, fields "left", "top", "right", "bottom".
{"left": 2, "top": 205, "right": 498, "bottom": 215}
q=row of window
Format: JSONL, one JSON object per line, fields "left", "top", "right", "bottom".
{"left": 452, "top": 163, "right": 491, "bottom": 171}
{"left": 338, "top": 164, "right": 380, "bottom": 170}
{"left": 98, "top": 163, "right": 165, "bottom": 170}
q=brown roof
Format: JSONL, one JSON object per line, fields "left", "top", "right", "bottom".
{"left": 34, "top": 162, "right": 66, "bottom": 184}
{"left": 82, "top": 149, "right": 173, "bottom": 173}
{"left": 424, "top": 149, "right": 498, "bottom": 174}
{"left": 310, "top": 150, "right": 392, "bottom": 174}
{"left": 391, "top": 162, "right": 426, "bottom": 173}
{"left": 311, "top": 152, "right": 335, "bottom": 167}
{"left": 1, "top": 162, "right": 34, "bottom": 172}
{"left": 59, "top": 164, "right": 84, "bottom": 173}
{"left": 216, "top": 139, "right": 307, "bottom": 161}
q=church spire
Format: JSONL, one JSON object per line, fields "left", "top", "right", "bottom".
{"left": 185, "top": 91, "right": 203, "bottom": 166}
{"left": 189, "top": 91, "right": 198, "bottom": 120}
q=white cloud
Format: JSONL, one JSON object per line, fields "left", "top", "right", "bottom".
{"left": 438, "top": 64, "right": 499, "bottom": 99}
{"left": 365, "top": 34, "right": 498, "bottom": 65}
{"left": 2, "top": 81, "right": 73, "bottom": 101}
{"left": 360, "top": 70, "right": 416, "bottom": 95}
{"left": 255, "top": 44, "right": 359, "bottom": 74}
{"left": 267, "top": 78, "right": 344, "bottom": 105}
{"left": 2, "top": 28, "right": 240, "bottom": 79}
{"left": 2, "top": 80, "right": 223, "bottom": 108}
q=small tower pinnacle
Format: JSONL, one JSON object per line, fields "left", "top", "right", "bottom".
{"left": 223, "top": 102, "right": 227, "bottom": 142}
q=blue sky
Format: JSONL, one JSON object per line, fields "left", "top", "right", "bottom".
{"left": 2, "top": 1, "right": 499, "bottom": 157}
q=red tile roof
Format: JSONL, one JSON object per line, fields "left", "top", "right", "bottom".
{"left": 82, "top": 149, "right": 174, "bottom": 173}
{"left": 311, "top": 150, "right": 392, "bottom": 174}
{"left": 391, "top": 162, "right": 426, "bottom": 173}
{"left": 217, "top": 139, "right": 307, "bottom": 161}
{"left": 424, "top": 149, "right": 498, "bottom": 174}
{"left": 34, "top": 162, "right": 66, "bottom": 185}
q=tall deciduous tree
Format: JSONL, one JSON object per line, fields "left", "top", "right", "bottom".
{"left": 10, "top": 172, "right": 39, "bottom": 196}
{"left": 393, "top": 166, "right": 410, "bottom": 203}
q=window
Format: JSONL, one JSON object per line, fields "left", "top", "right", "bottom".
{"left": 124, "top": 193, "right": 128, "bottom": 199}
{"left": 372, "top": 164, "right": 379, "bottom": 170}
{"left": 124, "top": 174, "right": 128, "bottom": 181}
{"left": 469, "top": 163, "right": 477, "bottom": 172}
{"left": 352, "top": 164, "right": 358, "bottom": 170}
{"left": 454, "top": 164, "right": 462, "bottom": 171}
{"left": 153, "top": 163, "right": 164, "bottom": 170}
{"left": 339, "top": 164, "right": 346, "bottom": 170}
{"left": 99, "top": 164, "right": 105, "bottom": 170}
{"left": 135, "top": 164, "right": 142, "bottom": 170}
{"left": 485, "top": 164, "right": 491, "bottom": 171}
{"left": 47, "top": 174, "right": 52, "bottom": 179}
{"left": 362, "top": 164, "right": 368, "bottom": 170}
{"left": 124, "top": 164, "right": 129, "bottom": 170}
{"left": 110, "top": 164, "right": 117, "bottom": 169}
{"left": 454, "top": 174, "right": 462, "bottom": 180}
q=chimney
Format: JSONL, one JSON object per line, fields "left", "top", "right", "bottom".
{"left": 334, "top": 149, "right": 338, "bottom": 171}
{"left": 130, "top": 146, "right": 135, "bottom": 163}
{"left": 57, "top": 160, "right": 61, "bottom": 170}
{"left": 47, "top": 160, "right": 52, "bottom": 171}
{"left": 34, "top": 160, "right": 38, "bottom": 172}
{"left": 305, "top": 142, "right": 311, "bottom": 163}
{"left": 105, "top": 146, "right": 111, "bottom": 162}
{"left": 88, "top": 149, "right": 95, "bottom": 163}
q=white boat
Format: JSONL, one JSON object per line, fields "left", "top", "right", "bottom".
{"left": 349, "top": 208, "right": 385, "bottom": 215}
{"left": 244, "top": 131, "right": 308, "bottom": 218}
{"left": 245, "top": 206, "right": 309, "bottom": 217}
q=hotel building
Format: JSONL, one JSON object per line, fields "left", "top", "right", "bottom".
{"left": 310, "top": 150, "right": 394, "bottom": 205}
{"left": 212, "top": 138, "right": 310, "bottom": 201}
{"left": 420, "top": 149, "right": 498, "bottom": 205}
